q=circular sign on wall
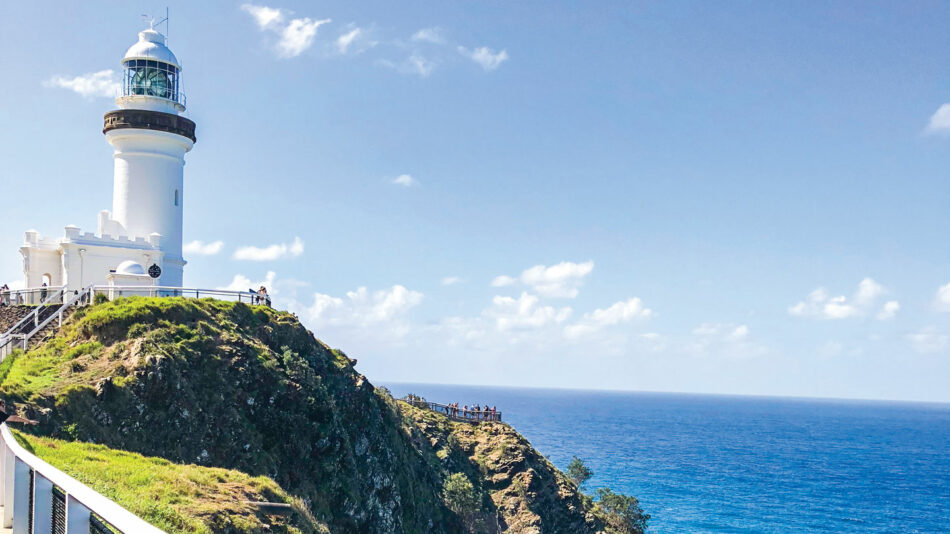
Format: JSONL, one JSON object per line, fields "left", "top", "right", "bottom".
{"left": 148, "top": 264, "right": 162, "bottom": 279}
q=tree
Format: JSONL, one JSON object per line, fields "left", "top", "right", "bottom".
{"left": 443, "top": 472, "right": 479, "bottom": 532}
{"left": 567, "top": 456, "right": 594, "bottom": 488}
{"left": 597, "top": 488, "right": 650, "bottom": 534}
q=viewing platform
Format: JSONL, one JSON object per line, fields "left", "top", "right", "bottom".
{"left": 401, "top": 396, "right": 503, "bottom": 423}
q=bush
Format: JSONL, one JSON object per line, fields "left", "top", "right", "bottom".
{"left": 567, "top": 456, "right": 593, "bottom": 488}
{"left": 597, "top": 488, "right": 650, "bottom": 534}
{"left": 443, "top": 472, "right": 479, "bottom": 532}
{"left": 93, "top": 293, "right": 109, "bottom": 305}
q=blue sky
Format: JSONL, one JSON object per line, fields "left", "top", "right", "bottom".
{"left": 3, "top": 1, "right": 950, "bottom": 402}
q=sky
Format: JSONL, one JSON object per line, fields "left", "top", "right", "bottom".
{"left": 2, "top": 1, "right": 950, "bottom": 402}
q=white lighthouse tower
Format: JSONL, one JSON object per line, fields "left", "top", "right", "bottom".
{"left": 20, "top": 25, "right": 196, "bottom": 290}
{"left": 103, "top": 26, "right": 196, "bottom": 286}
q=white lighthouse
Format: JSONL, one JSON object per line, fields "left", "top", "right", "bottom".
{"left": 20, "top": 25, "right": 196, "bottom": 290}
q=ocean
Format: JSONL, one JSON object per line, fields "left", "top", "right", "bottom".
{"left": 384, "top": 383, "right": 950, "bottom": 533}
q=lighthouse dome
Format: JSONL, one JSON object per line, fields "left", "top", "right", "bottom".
{"left": 115, "top": 261, "right": 147, "bottom": 276}
{"left": 122, "top": 28, "right": 180, "bottom": 69}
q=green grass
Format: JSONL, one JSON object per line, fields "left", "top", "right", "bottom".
{"left": 12, "top": 431, "right": 324, "bottom": 534}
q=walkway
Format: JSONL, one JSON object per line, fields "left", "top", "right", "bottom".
{"left": 402, "top": 398, "right": 503, "bottom": 423}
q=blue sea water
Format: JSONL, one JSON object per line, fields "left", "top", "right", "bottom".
{"left": 384, "top": 383, "right": 950, "bottom": 533}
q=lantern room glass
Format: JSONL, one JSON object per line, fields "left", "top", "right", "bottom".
{"left": 122, "top": 59, "right": 181, "bottom": 103}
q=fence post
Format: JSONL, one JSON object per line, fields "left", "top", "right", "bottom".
{"left": 33, "top": 473, "right": 53, "bottom": 534}
{"left": 12, "top": 459, "right": 30, "bottom": 534}
{"left": 3, "top": 444, "right": 15, "bottom": 527}
{"left": 66, "top": 494, "right": 91, "bottom": 534}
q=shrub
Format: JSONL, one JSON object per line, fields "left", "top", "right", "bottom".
{"left": 443, "top": 472, "right": 479, "bottom": 532}
{"left": 567, "top": 456, "right": 593, "bottom": 488}
{"left": 597, "top": 488, "right": 650, "bottom": 534}
{"left": 93, "top": 293, "right": 109, "bottom": 305}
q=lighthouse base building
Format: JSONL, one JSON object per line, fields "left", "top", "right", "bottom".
{"left": 19, "top": 26, "right": 195, "bottom": 293}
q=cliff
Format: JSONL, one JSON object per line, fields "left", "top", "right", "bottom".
{"left": 0, "top": 297, "right": 635, "bottom": 533}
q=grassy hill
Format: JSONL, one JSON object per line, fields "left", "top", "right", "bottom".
{"left": 0, "top": 297, "right": 639, "bottom": 533}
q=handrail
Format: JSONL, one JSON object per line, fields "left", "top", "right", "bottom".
{"left": 0, "top": 424, "right": 164, "bottom": 533}
{"left": 403, "top": 398, "right": 503, "bottom": 423}
{"left": 0, "top": 286, "right": 65, "bottom": 307}
{"left": 92, "top": 286, "right": 265, "bottom": 304}
{"left": 0, "top": 287, "right": 89, "bottom": 361}
{"left": 0, "top": 287, "right": 66, "bottom": 346}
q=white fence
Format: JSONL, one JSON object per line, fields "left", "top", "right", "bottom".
{"left": 0, "top": 424, "right": 164, "bottom": 533}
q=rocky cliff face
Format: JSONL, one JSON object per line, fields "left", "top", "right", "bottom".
{"left": 0, "top": 297, "right": 622, "bottom": 533}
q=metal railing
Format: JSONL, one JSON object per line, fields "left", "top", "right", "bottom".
{"left": 90, "top": 286, "right": 267, "bottom": 305}
{"left": 0, "top": 287, "right": 64, "bottom": 308}
{"left": 0, "top": 288, "right": 69, "bottom": 360}
{"left": 0, "top": 424, "right": 164, "bottom": 533}
{"left": 403, "top": 398, "right": 503, "bottom": 423}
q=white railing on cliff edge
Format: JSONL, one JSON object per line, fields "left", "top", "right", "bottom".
{"left": 0, "top": 423, "right": 164, "bottom": 534}
{"left": 0, "top": 286, "right": 268, "bottom": 360}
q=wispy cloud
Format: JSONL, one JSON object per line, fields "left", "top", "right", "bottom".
{"left": 233, "top": 237, "right": 304, "bottom": 261}
{"left": 219, "top": 270, "right": 277, "bottom": 292}
{"left": 44, "top": 70, "right": 119, "bottom": 99}
{"left": 412, "top": 27, "right": 445, "bottom": 44}
{"left": 241, "top": 3, "right": 330, "bottom": 58}
{"left": 788, "top": 278, "right": 894, "bottom": 320}
{"left": 493, "top": 261, "right": 594, "bottom": 298}
{"left": 934, "top": 283, "right": 950, "bottom": 312}
{"left": 458, "top": 46, "right": 508, "bottom": 71}
{"left": 304, "top": 285, "right": 424, "bottom": 341}
{"left": 183, "top": 240, "right": 224, "bottom": 256}
{"left": 564, "top": 297, "right": 652, "bottom": 339}
{"left": 907, "top": 326, "right": 949, "bottom": 354}
{"left": 926, "top": 104, "right": 950, "bottom": 134}
{"left": 392, "top": 174, "right": 419, "bottom": 187}
{"left": 484, "top": 292, "right": 572, "bottom": 331}
{"left": 441, "top": 276, "right": 461, "bottom": 286}
{"left": 380, "top": 55, "right": 436, "bottom": 77}
{"left": 336, "top": 27, "right": 362, "bottom": 54}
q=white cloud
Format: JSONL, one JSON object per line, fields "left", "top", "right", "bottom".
{"left": 491, "top": 275, "right": 516, "bottom": 287}
{"left": 241, "top": 4, "right": 283, "bottom": 29}
{"left": 564, "top": 297, "right": 652, "bottom": 339}
{"left": 233, "top": 237, "right": 304, "bottom": 261}
{"left": 876, "top": 300, "right": 900, "bottom": 320}
{"left": 336, "top": 27, "right": 362, "bottom": 54}
{"left": 907, "top": 327, "right": 949, "bottom": 354}
{"left": 241, "top": 3, "right": 330, "bottom": 58}
{"left": 379, "top": 55, "right": 436, "bottom": 77}
{"left": 304, "top": 285, "right": 423, "bottom": 340}
{"left": 412, "top": 27, "right": 445, "bottom": 44}
{"left": 392, "top": 174, "right": 419, "bottom": 187}
{"left": 688, "top": 322, "right": 765, "bottom": 358}
{"left": 278, "top": 17, "right": 331, "bottom": 58}
{"left": 183, "top": 240, "right": 224, "bottom": 256}
{"left": 484, "top": 292, "right": 571, "bottom": 331}
{"left": 219, "top": 270, "right": 276, "bottom": 292}
{"left": 494, "top": 261, "right": 594, "bottom": 298}
{"left": 441, "top": 276, "right": 461, "bottom": 286}
{"left": 458, "top": 46, "right": 509, "bottom": 71}
{"left": 926, "top": 103, "right": 950, "bottom": 134}
{"left": 44, "top": 70, "right": 119, "bottom": 99}
{"left": 934, "top": 283, "right": 950, "bottom": 312}
{"left": 788, "top": 278, "right": 888, "bottom": 319}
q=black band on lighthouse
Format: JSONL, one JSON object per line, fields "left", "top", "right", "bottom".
{"left": 103, "top": 109, "right": 196, "bottom": 143}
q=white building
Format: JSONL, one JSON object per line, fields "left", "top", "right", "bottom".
{"left": 20, "top": 25, "right": 196, "bottom": 291}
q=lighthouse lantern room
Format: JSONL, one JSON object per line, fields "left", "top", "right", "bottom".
{"left": 20, "top": 24, "right": 197, "bottom": 291}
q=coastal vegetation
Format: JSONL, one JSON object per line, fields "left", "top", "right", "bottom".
{"left": 0, "top": 296, "right": 649, "bottom": 533}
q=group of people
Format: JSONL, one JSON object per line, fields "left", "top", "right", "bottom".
{"left": 447, "top": 402, "right": 500, "bottom": 422}
{"left": 254, "top": 285, "right": 271, "bottom": 307}
{"left": 404, "top": 395, "right": 500, "bottom": 422}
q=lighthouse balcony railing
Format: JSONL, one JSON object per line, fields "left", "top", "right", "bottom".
{"left": 91, "top": 286, "right": 267, "bottom": 305}
{"left": 0, "top": 423, "right": 164, "bottom": 534}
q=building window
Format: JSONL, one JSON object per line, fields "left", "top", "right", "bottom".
{"left": 174, "top": 189, "right": 179, "bottom": 206}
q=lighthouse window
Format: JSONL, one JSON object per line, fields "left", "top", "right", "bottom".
{"left": 174, "top": 190, "right": 179, "bottom": 206}
{"left": 123, "top": 60, "right": 179, "bottom": 102}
